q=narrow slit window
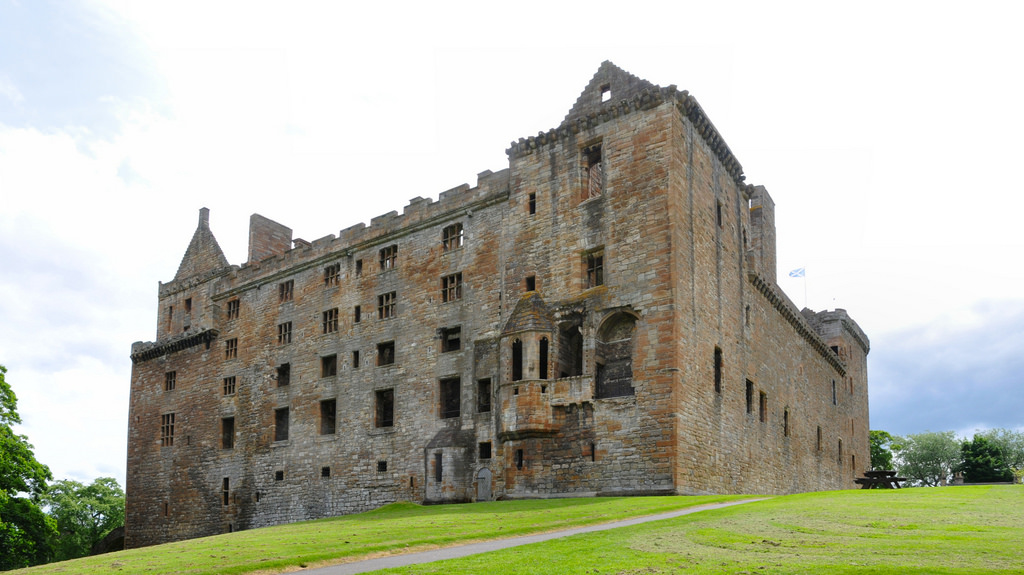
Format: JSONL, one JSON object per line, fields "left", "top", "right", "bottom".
{"left": 434, "top": 452, "right": 443, "bottom": 482}
{"left": 222, "top": 478, "right": 229, "bottom": 506}
{"left": 539, "top": 337, "right": 549, "bottom": 380}
{"left": 515, "top": 449, "right": 524, "bottom": 469}
{"left": 222, "top": 417, "right": 234, "bottom": 449}
{"left": 745, "top": 380, "right": 754, "bottom": 414}
{"left": 584, "top": 145, "right": 603, "bottom": 198}
{"left": 511, "top": 339, "right": 523, "bottom": 381}
{"left": 528, "top": 193, "right": 536, "bottom": 215}
{"left": 759, "top": 391, "right": 768, "bottom": 423}
{"left": 477, "top": 379, "right": 491, "bottom": 413}
{"left": 713, "top": 347, "right": 723, "bottom": 393}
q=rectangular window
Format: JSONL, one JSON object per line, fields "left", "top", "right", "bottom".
{"left": 321, "top": 355, "right": 337, "bottom": 377}
{"left": 784, "top": 409, "right": 790, "bottom": 437}
{"left": 322, "top": 466, "right": 331, "bottom": 478}
{"left": 379, "top": 245, "right": 397, "bottom": 271}
{"left": 832, "top": 380, "right": 838, "bottom": 406}
{"left": 352, "top": 350, "right": 360, "bottom": 369}
{"left": 375, "top": 389, "right": 394, "bottom": 428}
{"left": 279, "top": 280, "right": 294, "bottom": 302}
{"left": 586, "top": 251, "right": 604, "bottom": 288}
{"left": 584, "top": 144, "right": 602, "bottom": 199}
{"left": 713, "top": 347, "right": 723, "bottom": 393}
{"left": 817, "top": 426, "right": 823, "bottom": 451}
{"left": 320, "top": 399, "right": 336, "bottom": 435}
{"left": 354, "top": 305, "right": 361, "bottom": 323}
{"left": 434, "top": 452, "right": 443, "bottom": 482}
{"left": 184, "top": 298, "right": 192, "bottom": 313}
{"left": 324, "top": 264, "right": 340, "bottom": 286}
{"left": 759, "top": 391, "right": 768, "bottom": 423}
{"left": 274, "top": 408, "right": 289, "bottom": 442}
{"left": 275, "top": 470, "right": 284, "bottom": 481}
{"left": 377, "top": 460, "right": 388, "bottom": 473}
{"left": 442, "top": 272, "right": 463, "bottom": 302}
{"left": 745, "top": 380, "right": 754, "bottom": 414}
{"left": 440, "top": 377, "right": 460, "bottom": 419}
{"left": 515, "top": 448, "right": 524, "bottom": 469}
{"left": 477, "top": 379, "right": 491, "bottom": 413}
{"left": 165, "top": 371, "right": 176, "bottom": 392}
{"left": 160, "top": 413, "right": 175, "bottom": 447}
{"left": 166, "top": 305, "right": 173, "bottom": 328}
{"left": 716, "top": 200, "right": 723, "bottom": 228}
{"left": 222, "top": 417, "right": 235, "bottom": 449}
{"left": 479, "top": 441, "right": 492, "bottom": 459}
{"left": 277, "top": 322, "right": 292, "bottom": 344}
{"left": 442, "top": 223, "right": 464, "bottom": 251}
{"left": 276, "top": 363, "right": 290, "bottom": 386}
{"left": 377, "top": 341, "right": 395, "bottom": 366}
{"left": 322, "top": 308, "right": 339, "bottom": 333}
{"left": 525, "top": 276, "right": 536, "bottom": 291}
{"left": 528, "top": 193, "right": 536, "bottom": 215}
{"left": 226, "top": 299, "right": 240, "bottom": 320}
{"left": 225, "top": 338, "right": 238, "bottom": 359}
{"left": 223, "top": 376, "right": 236, "bottom": 396}
{"left": 441, "top": 326, "right": 461, "bottom": 352}
{"left": 377, "top": 292, "right": 396, "bottom": 319}
{"left": 222, "top": 477, "right": 229, "bottom": 506}
{"left": 355, "top": 259, "right": 363, "bottom": 277}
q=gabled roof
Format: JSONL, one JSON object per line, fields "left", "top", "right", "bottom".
{"left": 562, "top": 61, "right": 659, "bottom": 125}
{"left": 174, "top": 208, "right": 230, "bottom": 281}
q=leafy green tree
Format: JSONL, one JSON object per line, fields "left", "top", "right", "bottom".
{"left": 42, "top": 477, "right": 125, "bottom": 560}
{"left": 959, "top": 434, "right": 1014, "bottom": 483}
{"left": 869, "top": 430, "right": 895, "bottom": 470}
{"left": 977, "top": 428, "right": 1024, "bottom": 483}
{"left": 893, "top": 430, "right": 961, "bottom": 487}
{"left": 0, "top": 364, "right": 57, "bottom": 569}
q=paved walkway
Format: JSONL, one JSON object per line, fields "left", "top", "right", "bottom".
{"left": 301, "top": 498, "right": 768, "bottom": 575}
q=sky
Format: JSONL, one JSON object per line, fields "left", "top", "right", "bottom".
{"left": 1, "top": 0, "right": 1023, "bottom": 487}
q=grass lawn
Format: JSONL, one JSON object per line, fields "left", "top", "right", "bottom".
{"left": 13, "top": 494, "right": 746, "bottom": 575}
{"left": 375, "top": 485, "right": 1024, "bottom": 575}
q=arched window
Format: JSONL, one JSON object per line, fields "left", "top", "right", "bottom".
{"left": 539, "top": 337, "right": 549, "bottom": 380}
{"left": 512, "top": 339, "right": 523, "bottom": 382}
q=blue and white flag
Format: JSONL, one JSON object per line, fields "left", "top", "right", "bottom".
{"left": 788, "top": 267, "right": 805, "bottom": 278}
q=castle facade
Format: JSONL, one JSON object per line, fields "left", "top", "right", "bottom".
{"left": 126, "top": 62, "right": 870, "bottom": 548}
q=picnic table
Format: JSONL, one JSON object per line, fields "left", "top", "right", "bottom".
{"left": 855, "top": 469, "right": 907, "bottom": 489}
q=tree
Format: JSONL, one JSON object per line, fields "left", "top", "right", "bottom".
{"left": 0, "top": 364, "right": 57, "bottom": 569}
{"left": 869, "top": 430, "right": 895, "bottom": 470}
{"left": 42, "top": 477, "right": 125, "bottom": 561}
{"left": 960, "top": 434, "right": 1014, "bottom": 483}
{"left": 892, "top": 430, "right": 961, "bottom": 487}
{"left": 977, "top": 428, "right": 1024, "bottom": 483}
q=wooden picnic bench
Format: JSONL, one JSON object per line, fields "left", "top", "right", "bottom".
{"left": 855, "top": 469, "right": 907, "bottom": 489}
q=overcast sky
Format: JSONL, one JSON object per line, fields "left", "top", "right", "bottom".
{"left": 2, "top": 0, "right": 1022, "bottom": 487}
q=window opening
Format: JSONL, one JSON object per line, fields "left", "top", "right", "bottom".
{"left": 279, "top": 280, "right": 294, "bottom": 302}
{"left": 377, "top": 341, "right": 395, "bottom": 366}
{"left": 784, "top": 409, "right": 790, "bottom": 437}
{"left": 838, "top": 439, "right": 844, "bottom": 466}
{"left": 222, "top": 478, "right": 229, "bottom": 506}
{"left": 558, "top": 325, "right": 583, "bottom": 377}
{"left": 442, "top": 272, "right": 463, "bottom": 302}
{"left": 442, "top": 223, "right": 464, "bottom": 251}
{"left": 160, "top": 413, "right": 175, "bottom": 447}
{"left": 816, "top": 426, "right": 823, "bottom": 451}
{"left": 539, "top": 337, "right": 549, "bottom": 380}
{"left": 222, "top": 417, "right": 235, "bottom": 449}
{"left": 586, "top": 251, "right": 604, "bottom": 287}
{"left": 375, "top": 389, "right": 394, "bottom": 427}
{"left": 321, "top": 355, "right": 337, "bottom": 377}
{"left": 379, "top": 245, "right": 397, "bottom": 271}
{"left": 377, "top": 460, "right": 388, "bottom": 473}
{"left": 274, "top": 408, "right": 289, "bottom": 442}
{"left": 276, "top": 363, "right": 290, "bottom": 387}
{"left": 320, "top": 399, "right": 336, "bottom": 435}
{"left": 323, "top": 308, "right": 339, "bottom": 333}
{"left": 525, "top": 275, "right": 536, "bottom": 291}
{"left": 713, "top": 347, "right": 723, "bottom": 393}
{"left": 745, "top": 380, "right": 754, "bottom": 414}
{"left": 227, "top": 299, "right": 240, "bottom": 320}
{"left": 600, "top": 83, "right": 611, "bottom": 102}
{"left": 165, "top": 371, "right": 176, "bottom": 392}
{"left": 184, "top": 298, "right": 192, "bottom": 314}
{"left": 477, "top": 379, "right": 491, "bottom": 413}
{"left": 528, "top": 193, "right": 536, "bottom": 215}
{"left": 354, "top": 305, "right": 361, "bottom": 323}
{"left": 225, "top": 338, "right": 238, "bottom": 359}
{"left": 832, "top": 380, "right": 837, "bottom": 406}
{"left": 441, "top": 326, "right": 461, "bottom": 352}
{"left": 377, "top": 292, "right": 396, "bottom": 319}
{"left": 223, "top": 376, "right": 236, "bottom": 396}
{"left": 324, "top": 264, "right": 340, "bottom": 286}
{"left": 352, "top": 350, "right": 360, "bottom": 369}
{"left": 321, "top": 466, "right": 331, "bottom": 478}
{"left": 515, "top": 449, "right": 524, "bottom": 469}
{"left": 275, "top": 470, "right": 284, "bottom": 481}
{"left": 277, "top": 322, "right": 292, "bottom": 344}
{"left": 440, "top": 378, "right": 461, "bottom": 419}
{"left": 472, "top": 442, "right": 488, "bottom": 462}
{"left": 759, "top": 391, "right": 768, "bottom": 423}
{"left": 716, "top": 200, "right": 723, "bottom": 228}
{"left": 434, "top": 452, "right": 443, "bottom": 482}
{"left": 355, "top": 259, "right": 363, "bottom": 277}
{"left": 584, "top": 145, "right": 603, "bottom": 198}
{"left": 590, "top": 442, "right": 596, "bottom": 462}
{"left": 511, "top": 339, "right": 523, "bottom": 381}
{"left": 166, "top": 305, "right": 173, "bottom": 329}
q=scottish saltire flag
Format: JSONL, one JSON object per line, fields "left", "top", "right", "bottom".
{"left": 789, "top": 267, "right": 805, "bottom": 278}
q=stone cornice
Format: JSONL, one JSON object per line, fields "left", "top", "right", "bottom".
{"left": 507, "top": 87, "right": 747, "bottom": 187}
{"left": 130, "top": 329, "right": 219, "bottom": 364}
{"left": 747, "top": 272, "right": 846, "bottom": 377}
{"left": 842, "top": 319, "right": 871, "bottom": 355}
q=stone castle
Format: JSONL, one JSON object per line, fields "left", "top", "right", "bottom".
{"left": 126, "top": 62, "right": 870, "bottom": 548}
